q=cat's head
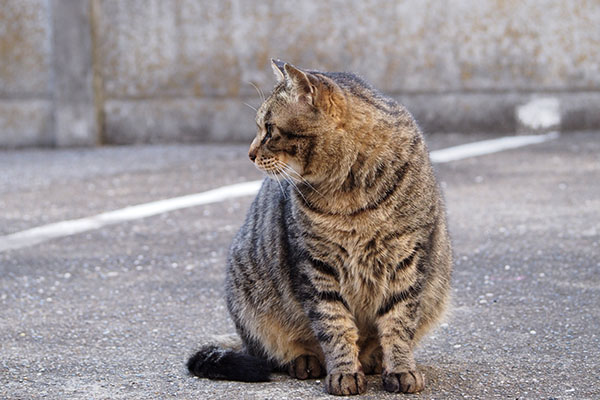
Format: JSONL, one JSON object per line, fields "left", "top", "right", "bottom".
{"left": 248, "top": 60, "right": 350, "bottom": 184}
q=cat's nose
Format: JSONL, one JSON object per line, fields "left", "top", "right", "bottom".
{"left": 248, "top": 150, "right": 257, "bottom": 162}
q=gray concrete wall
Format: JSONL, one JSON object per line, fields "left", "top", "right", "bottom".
{"left": 0, "top": 0, "right": 54, "bottom": 147}
{"left": 1, "top": 0, "right": 599, "bottom": 147}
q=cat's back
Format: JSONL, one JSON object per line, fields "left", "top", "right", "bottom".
{"left": 226, "top": 178, "right": 302, "bottom": 321}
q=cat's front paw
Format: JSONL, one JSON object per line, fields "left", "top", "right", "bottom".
{"left": 288, "top": 355, "right": 324, "bottom": 379}
{"left": 382, "top": 370, "right": 425, "bottom": 393}
{"left": 325, "top": 371, "right": 366, "bottom": 395}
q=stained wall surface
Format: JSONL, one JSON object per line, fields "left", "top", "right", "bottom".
{"left": 1, "top": 0, "right": 599, "bottom": 146}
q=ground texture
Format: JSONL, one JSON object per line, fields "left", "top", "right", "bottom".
{"left": 1, "top": 131, "right": 599, "bottom": 399}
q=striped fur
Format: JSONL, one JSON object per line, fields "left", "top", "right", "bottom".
{"left": 188, "top": 60, "right": 452, "bottom": 395}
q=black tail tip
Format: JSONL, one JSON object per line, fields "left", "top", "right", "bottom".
{"left": 187, "top": 345, "right": 271, "bottom": 382}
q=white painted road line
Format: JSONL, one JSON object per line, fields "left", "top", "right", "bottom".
{"left": 0, "top": 132, "right": 559, "bottom": 252}
{"left": 430, "top": 131, "right": 559, "bottom": 163}
{"left": 0, "top": 181, "right": 263, "bottom": 253}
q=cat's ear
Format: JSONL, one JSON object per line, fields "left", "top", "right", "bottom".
{"left": 271, "top": 59, "right": 285, "bottom": 82}
{"left": 283, "top": 63, "right": 316, "bottom": 104}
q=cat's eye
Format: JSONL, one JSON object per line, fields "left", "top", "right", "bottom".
{"left": 262, "top": 123, "right": 273, "bottom": 144}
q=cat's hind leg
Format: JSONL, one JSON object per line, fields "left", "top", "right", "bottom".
{"left": 288, "top": 353, "right": 325, "bottom": 379}
{"left": 249, "top": 311, "right": 326, "bottom": 380}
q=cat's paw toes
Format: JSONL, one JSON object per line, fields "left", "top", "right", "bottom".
{"left": 382, "top": 370, "right": 425, "bottom": 393}
{"left": 288, "top": 355, "right": 324, "bottom": 380}
{"left": 325, "top": 371, "right": 366, "bottom": 395}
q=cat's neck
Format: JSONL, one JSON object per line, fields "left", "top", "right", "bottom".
{"left": 295, "top": 136, "right": 414, "bottom": 216}
{"left": 292, "top": 99, "right": 422, "bottom": 215}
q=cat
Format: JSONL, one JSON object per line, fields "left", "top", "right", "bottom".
{"left": 187, "top": 59, "right": 453, "bottom": 395}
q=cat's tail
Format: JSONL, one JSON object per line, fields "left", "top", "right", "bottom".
{"left": 187, "top": 334, "right": 272, "bottom": 382}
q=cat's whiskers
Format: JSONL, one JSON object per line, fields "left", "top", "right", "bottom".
{"left": 248, "top": 81, "right": 265, "bottom": 102}
{"left": 276, "top": 161, "right": 325, "bottom": 199}
{"left": 272, "top": 172, "right": 287, "bottom": 198}
{"left": 279, "top": 168, "right": 310, "bottom": 205}
{"left": 243, "top": 102, "right": 257, "bottom": 112}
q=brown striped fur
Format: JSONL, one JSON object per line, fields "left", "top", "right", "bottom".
{"left": 191, "top": 60, "right": 452, "bottom": 395}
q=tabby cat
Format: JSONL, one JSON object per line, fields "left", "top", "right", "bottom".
{"left": 187, "top": 60, "right": 452, "bottom": 395}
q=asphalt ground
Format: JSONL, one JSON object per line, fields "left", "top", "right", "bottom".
{"left": 1, "top": 131, "right": 599, "bottom": 399}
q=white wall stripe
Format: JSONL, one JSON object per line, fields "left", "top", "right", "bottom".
{"left": 0, "top": 132, "right": 559, "bottom": 252}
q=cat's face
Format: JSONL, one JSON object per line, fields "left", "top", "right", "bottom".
{"left": 248, "top": 60, "right": 347, "bottom": 184}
